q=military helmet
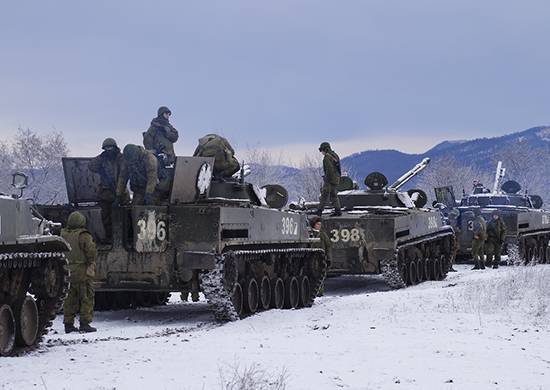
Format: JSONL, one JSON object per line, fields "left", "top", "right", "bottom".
{"left": 67, "top": 211, "right": 86, "bottom": 229}
{"left": 157, "top": 106, "right": 172, "bottom": 117}
{"left": 318, "top": 142, "right": 331, "bottom": 152}
{"left": 123, "top": 144, "right": 143, "bottom": 162}
{"left": 102, "top": 138, "right": 118, "bottom": 150}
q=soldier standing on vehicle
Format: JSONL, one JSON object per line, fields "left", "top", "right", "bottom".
{"left": 317, "top": 142, "right": 342, "bottom": 217}
{"left": 88, "top": 138, "right": 127, "bottom": 242}
{"left": 62, "top": 211, "right": 97, "bottom": 333}
{"left": 471, "top": 209, "right": 487, "bottom": 270}
{"left": 310, "top": 216, "right": 331, "bottom": 296}
{"left": 117, "top": 144, "right": 159, "bottom": 205}
{"left": 485, "top": 210, "right": 506, "bottom": 269}
{"left": 143, "top": 106, "right": 179, "bottom": 202}
{"left": 143, "top": 106, "right": 179, "bottom": 164}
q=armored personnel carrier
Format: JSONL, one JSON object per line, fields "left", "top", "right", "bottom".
{"left": 435, "top": 162, "right": 550, "bottom": 264}
{"left": 292, "top": 158, "right": 455, "bottom": 288}
{"left": 0, "top": 173, "right": 69, "bottom": 356}
{"left": 38, "top": 157, "right": 326, "bottom": 320}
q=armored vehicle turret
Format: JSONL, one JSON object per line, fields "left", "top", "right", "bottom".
{"left": 1, "top": 173, "right": 69, "bottom": 356}
{"left": 294, "top": 158, "right": 455, "bottom": 288}
{"left": 435, "top": 161, "right": 550, "bottom": 264}
{"left": 38, "top": 157, "right": 326, "bottom": 320}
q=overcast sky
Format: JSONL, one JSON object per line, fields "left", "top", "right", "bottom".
{"left": 1, "top": 1, "right": 549, "bottom": 163}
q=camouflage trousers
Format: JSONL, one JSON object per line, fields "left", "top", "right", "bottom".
{"left": 319, "top": 183, "right": 341, "bottom": 212}
{"left": 64, "top": 270, "right": 95, "bottom": 325}
{"left": 472, "top": 239, "right": 485, "bottom": 265}
{"left": 485, "top": 241, "right": 502, "bottom": 266}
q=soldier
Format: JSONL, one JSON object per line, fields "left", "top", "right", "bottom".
{"left": 447, "top": 208, "right": 461, "bottom": 272}
{"left": 61, "top": 211, "right": 97, "bottom": 333}
{"left": 88, "top": 138, "right": 127, "bottom": 242}
{"left": 310, "top": 216, "right": 331, "bottom": 296}
{"left": 193, "top": 134, "right": 240, "bottom": 179}
{"left": 143, "top": 106, "right": 179, "bottom": 165}
{"left": 485, "top": 210, "right": 506, "bottom": 268}
{"left": 317, "top": 142, "right": 342, "bottom": 217}
{"left": 116, "top": 144, "right": 159, "bottom": 205}
{"left": 471, "top": 209, "right": 487, "bottom": 270}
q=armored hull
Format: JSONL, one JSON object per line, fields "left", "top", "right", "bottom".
{"left": 39, "top": 157, "right": 326, "bottom": 319}
{"left": 451, "top": 196, "right": 550, "bottom": 264}
{"left": 323, "top": 193, "right": 454, "bottom": 288}
{"left": 0, "top": 193, "right": 69, "bottom": 356}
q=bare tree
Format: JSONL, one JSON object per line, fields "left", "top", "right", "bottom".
{"left": 415, "top": 155, "right": 491, "bottom": 202}
{"left": 10, "top": 128, "right": 69, "bottom": 203}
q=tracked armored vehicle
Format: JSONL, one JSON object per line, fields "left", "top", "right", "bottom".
{"left": 435, "top": 162, "right": 550, "bottom": 264}
{"left": 0, "top": 173, "right": 69, "bottom": 356}
{"left": 38, "top": 157, "right": 326, "bottom": 320}
{"left": 293, "top": 158, "right": 455, "bottom": 288}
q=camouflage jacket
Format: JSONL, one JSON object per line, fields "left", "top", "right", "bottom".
{"left": 487, "top": 218, "right": 506, "bottom": 243}
{"left": 323, "top": 150, "right": 341, "bottom": 185}
{"left": 143, "top": 117, "right": 179, "bottom": 163}
{"left": 88, "top": 151, "right": 124, "bottom": 195}
{"left": 116, "top": 150, "right": 158, "bottom": 195}
{"left": 193, "top": 134, "right": 240, "bottom": 177}
{"left": 472, "top": 215, "right": 487, "bottom": 240}
{"left": 60, "top": 228, "right": 97, "bottom": 279}
{"left": 312, "top": 228, "right": 332, "bottom": 261}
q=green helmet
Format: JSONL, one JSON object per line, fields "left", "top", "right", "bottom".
{"left": 319, "top": 142, "right": 331, "bottom": 152}
{"left": 67, "top": 211, "right": 86, "bottom": 229}
{"left": 157, "top": 106, "right": 172, "bottom": 117}
{"left": 123, "top": 144, "right": 143, "bottom": 162}
{"left": 102, "top": 138, "right": 118, "bottom": 150}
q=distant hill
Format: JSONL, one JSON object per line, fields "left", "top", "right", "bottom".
{"left": 341, "top": 126, "right": 550, "bottom": 185}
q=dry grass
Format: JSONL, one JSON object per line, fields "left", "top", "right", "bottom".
{"left": 219, "top": 362, "right": 288, "bottom": 390}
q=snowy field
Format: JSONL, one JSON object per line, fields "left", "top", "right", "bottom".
{"left": 1, "top": 264, "right": 550, "bottom": 390}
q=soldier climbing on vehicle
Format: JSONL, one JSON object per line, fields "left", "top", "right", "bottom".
{"left": 193, "top": 133, "right": 240, "bottom": 179}
{"left": 471, "top": 209, "right": 487, "bottom": 270}
{"left": 88, "top": 138, "right": 128, "bottom": 242}
{"left": 485, "top": 210, "right": 506, "bottom": 269}
{"left": 317, "top": 142, "right": 342, "bottom": 216}
{"left": 143, "top": 106, "right": 179, "bottom": 202}
{"left": 116, "top": 144, "right": 159, "bottom": 205}
{"left": 310, "top": 216, "right": 331, "bottom": 296}
{"left": 62, "top": 211, "right": 98, "bottom": 333}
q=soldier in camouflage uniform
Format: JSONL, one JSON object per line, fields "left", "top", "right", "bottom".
{"left": 116, "top": 144, "right": 159, "bottom": 205}
{"left": 310, "top": 216, "right": 331, "bottom": 296}
{"left": 62, "top": 211, "right": 97, "bottom": 333}
{"left": 143, "top": 107, "right": 179, "bottom": 202}
{"left": 485, "top": 210, "right": 506, "bottom": 269}
{"left": 193, "top": 134, "right": 240, "bottom": 178}
{"left": 317, "top": 142, "right": 342, "bottom": 217}
{"left": 143, "top": 106, "right": 179, "bottom": 165}
{"left": 471, "top": 209, "right": 487, "bottom": 270}
{"left": 88, "top": 138, "right": 127, "bottom": 242}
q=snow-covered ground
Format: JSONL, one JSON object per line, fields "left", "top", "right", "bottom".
{"left": 1, "top": 265, "right": 550, "bottom": 390}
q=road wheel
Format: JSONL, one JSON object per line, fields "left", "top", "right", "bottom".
{"left": 231, "top": 282, "right": 244, "bottom": 318}
{"left": 284, "top": 277, "right": 300, "bottom": 309}
{"left": 15, "top": 296, "right": 39, "bottom": 347}
{"left": 259, "top": 276, "right": 271, "bottom": 310}
{"left": 0, "top": 305, "right": 16, "bottom": 356}
{"left": 299, "top": 276, "right": 312, "bottom": 307}
{"left": 271, "top": 278, "right": 284, "bottom": 309}
{"left": 245, "top": 279, "right": 259, "bottom": 314}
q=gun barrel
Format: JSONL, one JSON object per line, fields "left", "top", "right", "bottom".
{"left": 388, "top": 157, "right": 431, "bottom": 191}
{"left": 492, "top": 161, "right": 505, "bottom": 194}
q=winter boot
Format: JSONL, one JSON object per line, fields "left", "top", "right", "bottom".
{"left": 449, "top": 266, "right": 458, "bottom": 272}
{"left": 492, "top": 263, "right": 499, "bottom": 269}
{"left": 191, "top": 292, "right": 200, "bottom": 302}
{"left": 64, "top": 323, "right": 79, "bottom": 334}
{"left": 79, "top": 323, "right": 97, "bottom": 333}
{"left": 471, "top": 261, "right": 480, "bottom": 270}
{"left": 330, "top": 210, "right": 342, "bottom": 217}
{"left": 480, "top": 261, "right": 486, "bottom": 270}
{"left": 315, "top": 209, "right": 323, "bottom": 216}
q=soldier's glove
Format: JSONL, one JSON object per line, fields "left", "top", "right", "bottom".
{"left": 144, "top": 193, "right": 154, "bottom": 205}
